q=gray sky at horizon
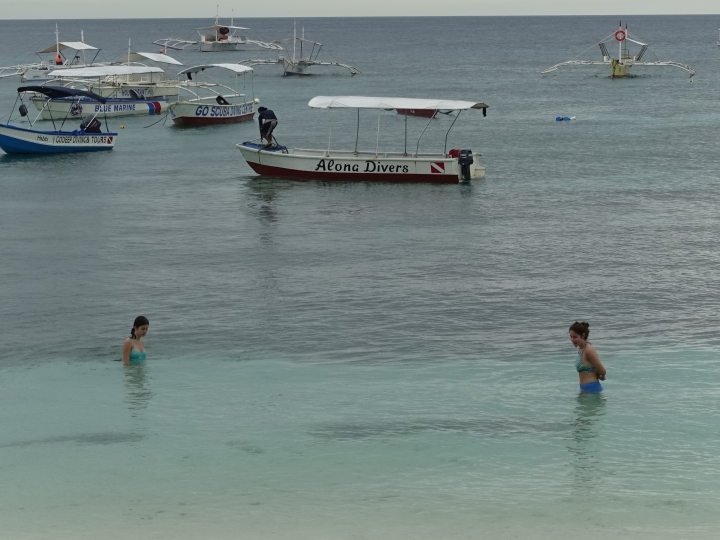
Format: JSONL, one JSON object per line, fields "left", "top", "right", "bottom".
{"left": 1, "top": 1, "right": 719, "bottom": 19}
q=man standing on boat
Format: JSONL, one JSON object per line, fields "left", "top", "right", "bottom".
{"left": 258, "top": 106, "right": 278, "bottom": 147}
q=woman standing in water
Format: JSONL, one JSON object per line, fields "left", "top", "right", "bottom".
{"left": 569, "top": 321, "right": 606, "bottom": 394}
{"left": 122, "top": 316, "right": 149, "bottom": 365}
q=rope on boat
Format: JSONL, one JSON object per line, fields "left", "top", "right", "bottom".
{"left": 143, "top": 110, "right": 170, "bottom": 128}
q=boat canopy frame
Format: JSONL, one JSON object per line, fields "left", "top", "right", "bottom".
{"left": 308, "top": 96, "right": 489, "bottom": 157}
{"left": 173, "top": 64, "right": 256, "bottom": 105}
{"left": 8, "top": 86, "right": 111, "bottom": 133}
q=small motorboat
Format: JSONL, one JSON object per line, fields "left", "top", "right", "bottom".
{"left": 236, "top": 96, "right": 488, "bottom": 183}
{"left": 0, "top": 86, "right": 117, "bottom": 154}
{"left": 169, "top": 64, "right": 258, "bottom": 126}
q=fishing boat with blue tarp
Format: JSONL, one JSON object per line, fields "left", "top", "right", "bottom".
{"left": 0, "top": 86, "right": 117, "bottom": 154}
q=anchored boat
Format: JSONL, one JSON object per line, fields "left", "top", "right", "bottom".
{"left": 169, "top": 64, "right": 258, "bottom": 126}
{"left": 30, "top": 65, "right": 176, "bottom": 119}
{"left": 236, "top": 96, "right": 488, "bottom": 183}
{"left": 153, "top": 13, "right": 282, "bottom": 53}
{"left": 19, "top": 26, "right": 106, "bottom": 83}
{"left": 239, "top": 23, "right": 360, "bottom": 76}
{"left": 542, "top": 22, "right": 695, "bottom": 79}
{"left": 0, "top": 86, "right": 117, "bottom": 154}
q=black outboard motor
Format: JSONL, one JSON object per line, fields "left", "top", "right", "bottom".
{"left": 457, "top": 149, "right": 474, "bottom": 181}
{"left": 80, "top": 115, "right": 102, "bottom": 133}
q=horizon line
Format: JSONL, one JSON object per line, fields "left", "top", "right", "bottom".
{"left": 1, "top": 14, "right": 720, "bottom": 21}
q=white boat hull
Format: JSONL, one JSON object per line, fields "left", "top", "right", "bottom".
{"left": 0, "top": 124, "right": 116, "bottom": 154}
{"left": 170, "top": 100, "right": 255, "bottom": 126}
{"left": 31, "top": 96, "right": 167, "bottom": 119}
{"left": 22, "top": 63, "right": 105, "bottom": 83}
{"left": 236, "top": 143, "right": 485, "bottom": 183}
{"left": 88, "top": 84, "right": 179, "bottom": 99}
{"left": 199, "top": 40, "right": 246, "bottom": 52}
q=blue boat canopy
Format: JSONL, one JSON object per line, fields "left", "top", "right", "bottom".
{"left": 17, "top": 86, "right": 107, "bottom": 104}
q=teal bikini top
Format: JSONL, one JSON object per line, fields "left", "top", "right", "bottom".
{"left": 129, "top": 349, "right": 146, "bottom": 363}
{"left": 575, "top": 347, "right": 595, "bottom": 373}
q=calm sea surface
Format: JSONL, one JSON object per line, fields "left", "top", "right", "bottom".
{"left": 1, "top": 15, "right": 720, "bottom": 539}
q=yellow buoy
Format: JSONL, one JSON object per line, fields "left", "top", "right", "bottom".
{"left": 119, "top": 125, "right": 124, "bottom": 129}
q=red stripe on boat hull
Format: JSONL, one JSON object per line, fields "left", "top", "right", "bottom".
{"left": 172, "top": 112, "right": 254, "bottom": 126}
{"left": 245, "top": 161, "right": 459, "bottom": 183}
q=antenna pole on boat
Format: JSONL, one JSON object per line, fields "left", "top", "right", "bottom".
{"left": 415, "top": 114, "right": 435, "bottom": 156}
{"left": 443, "top": 110, "right": 461, "bottom": 154}
{"left": 327, "top": 108, "right": 332, "bottom": 156}
{"left": 293, "top": 21, "right": 297, "bottom": 63}
{"left": 376, "top": 110, "right": 380, "bottom": 157}
{"left": 354, "top": 108, "right": 359, "bottom": 154}
{"left": 55, "top": 24, "right": 60, "bottom": 63}
{"left": 127, "top": 39, "right": 131, "bottom": 66}
{"left": 81, "top": 30, "right": 86, "bottom": 64}
{"left": 404, "top": 111, "right": 408, "bottom": 155}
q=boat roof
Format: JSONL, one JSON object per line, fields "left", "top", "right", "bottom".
{"left": 308, "top": 96, "right": 489, "bottom": 111}
{"left": 17, "top": 85, "right": 107, "bottom": 103}
{"left": 48, "top": 65, "right": 164, "bottom": 78}
{"left": 198, "top": 25, "right": 249, "bottom": 30}
{"left": 38, "top": 42, "right": 98, "bottom": 53}
{"left": 119, "top": 52, "right": 183, "bottom": 65}
{"left": 178, "top": 64, "right": 253, "bottom": 76}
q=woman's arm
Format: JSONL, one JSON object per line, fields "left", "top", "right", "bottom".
{"left": 585, "top": 346, "right": 607, "bottom": 380}
{"left": 122, "top": 339, "right": 132, "bottom": 366}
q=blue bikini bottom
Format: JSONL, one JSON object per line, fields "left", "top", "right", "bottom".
{"left": 580, "top": 381, "right": 603, "bottom": 393}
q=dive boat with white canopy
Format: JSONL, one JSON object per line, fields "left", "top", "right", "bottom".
{"left": 169, "top": 64, "right": 258, "bottom": 126}
{"left": 0, "top": 86, "right": 117, "bottom": 154}
{"left": 542, "top": 22, "right": 695, "bottom": 79}
{"left": 236, "top": 96, "right": 488, "bottom": 183}
{"left": 31, "top": 66, "right": 173, "bottom": 119}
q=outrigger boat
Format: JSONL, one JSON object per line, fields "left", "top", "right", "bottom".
{"left": 542, "top": 22, "right": 695, "bottom": 79}
{"left": 239, "top": 23, "right": 360, "bottom": 76}
{"left": 19, "top": 26, "right": 106, "bottom": 83}
{"left": 0, "top": 86, "right": 117, "bottom": 154}
{"left": 76, "top": 47, "right": 183, "bottom": 100}
{"left": 169, "top": 64, "right": 258, "bottom": 126}
{"left": 31, "top": 66, "right": 172, "bottom": 119}
{"left": 153, "top": 13, "right": 282, "bottom": 53}
{"left": 236, "top": 96, "right": 488, "bottom": 183}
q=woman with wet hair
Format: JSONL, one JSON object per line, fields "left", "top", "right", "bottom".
{"left": 568, "top": 321, "right": 606, "bottom": 394}
{"left": 122, "top": 316, "right": 149, "bottom": 366}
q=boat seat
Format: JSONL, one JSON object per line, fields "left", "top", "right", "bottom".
{"left": 216, "top": 95, "right": 230, "bottom": 105}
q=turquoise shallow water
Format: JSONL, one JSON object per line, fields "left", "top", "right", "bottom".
{"left": 2, "top": 15, "right": 720, "bottom": 539}
{"left": 3, "top": 353, "right": 720, "bottom": 539}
